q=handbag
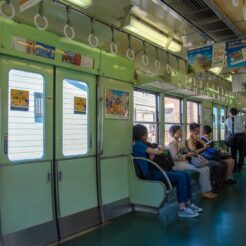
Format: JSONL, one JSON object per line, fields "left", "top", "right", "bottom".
{"left": 146, "top": 142, "right": 174, "bottom": 171}
{"left": 225, "top": 117, "right": 235, "bottom": 147}
{"left": 202, "top": 148, "right": 222, "bottom": 161}
{"left": 190, "top": 156, "right": 209, "bottom": 168}
{"left": 152, "top": 150, "right": 174, "bottom": 171}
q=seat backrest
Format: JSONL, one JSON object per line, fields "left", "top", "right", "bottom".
{"left": 132, "top": 159, "right": 145, "bottom": 179}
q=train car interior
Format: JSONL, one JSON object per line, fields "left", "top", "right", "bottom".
{"left": 0, "top": 0, "right": 245, "bottom": 245}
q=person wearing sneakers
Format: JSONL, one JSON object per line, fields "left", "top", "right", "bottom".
{"left": 168, "top": 125, "right": 217, "bottom": 199}
{"left": 133, "top": 124, "right": 202, "bottom": 218}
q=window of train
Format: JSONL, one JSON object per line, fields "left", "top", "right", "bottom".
{"left": 134, "top": 90, "right": 159, "bottom": 143}
{"left": 186, "top": 101, "right": 201, "bottom": 137}
{"left": 63, "top": 79, "right": 88, "bottom": 156}
{"left": 164, "top": 96, "right": 182, "bottom": 146}
{"left": 213, "top": 106, "right": 219, "bottom": 141}
{"left": 220, "top": 108, "right": 226, "bottom": 141}
{"left": 8, "top": 69, "right": 44, "bottom": 161}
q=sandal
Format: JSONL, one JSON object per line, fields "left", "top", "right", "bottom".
{"left": 201, "top": 192, "right": 218, "bottom": 199}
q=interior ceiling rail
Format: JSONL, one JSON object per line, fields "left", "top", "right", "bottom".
{"left": 160, "top": 0, "right": 240, "bottom": 41}
{"left": 52, "top": 0, "right": 185, "bottom": 60}
{"left": 10, "top": 0, "right": 226, "bottom": 83}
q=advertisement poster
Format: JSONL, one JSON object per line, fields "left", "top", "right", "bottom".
{"left": 74, "top": 96, "right": 87, "bottom": 114}
{"left": 105, "top": 89, "right": 129, "bottom": 119}
{"left": 35, "top": 42, "right": 55, "bottom": 59}
{"left": 19, "top": 0, "right": 41, "bottom": 13}
{"left": 188, "top": 45, "right": 213, "bottom": 73}
{"left": 226, "top": 38, "right": 246, "bottom": 69}
{"left": 232, "top": 73, "right": 246, "bottom": 92}
{"left": 10, "top": 89, "right": 29, "bottom": 111}
{"left": 212, "top": 43, "right": 225, "bottom": 68}
{"left": 12, "top": 37, "right": 56, "bottom": 60}
{"left": 62, "top": 50, "right": 94, "bottom": 69}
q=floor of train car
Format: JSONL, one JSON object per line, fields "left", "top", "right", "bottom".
{"left": 60, "top": 169, "right": 246, "bottom": 246}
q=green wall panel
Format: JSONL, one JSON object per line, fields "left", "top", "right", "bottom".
{"left": 101, "top": 157, "right": 130, "bottom": 205}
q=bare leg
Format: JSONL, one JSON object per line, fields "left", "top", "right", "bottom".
{"left": 222, "top": 159, "right": 234, "bottom": 180}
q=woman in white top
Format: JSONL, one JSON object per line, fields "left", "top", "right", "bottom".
{"left": 168, "top": 125, "right": 217, "bottom": 199}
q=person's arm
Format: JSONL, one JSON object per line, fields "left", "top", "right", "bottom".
{"left": 146, "top": 147, "right": 163, "bottom": 155}
{"left": 188, "top": 139, "right": 208, "bottom": 154}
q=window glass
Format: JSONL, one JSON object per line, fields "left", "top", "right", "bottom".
{"left": 220, "top": 108, "right": 225, "bottom": 141}
{"left": 164, "top": 97, "right": 181, "bottom": 146}
{"left": 8, "top": 69, "right": 44, "bottom": 161}
{"left": 213, "top": 106, "right": 218, "bottom": 141}
{"left": 164, "top": 97, "right": 180, "bottom": 123}
{"left": 63, "top": 79, "right": 88, "bottom": 156}
{"left": 187, "top": 101, "right": 199, "bottom": 124}
{"left": 134, "top": 91, "right": 158, "bottom": 143}
{"left": 186, "top": 101, "right": 200, "bottom": 138}
{"left": 134, "top": 91, "right": 156, "bottom": 122}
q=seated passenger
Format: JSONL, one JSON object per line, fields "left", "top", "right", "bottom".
{"left": 168, "top": 125, "right": 217, "bottom": 199}
{"left": 187, "top": 123, "right": 226, "bottom": 188}
{"left": 201, "top": 125, "right": 236, "bottom": 185}
{"left": 132, "top": 124, "right": 202, "bottom": 218}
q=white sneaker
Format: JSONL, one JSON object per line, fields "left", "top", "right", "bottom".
{"left": 178, "top": 208, "right": 199, "bottom": 218}
{"left": 187, "top": 203, "right": 203, "bottom": 213}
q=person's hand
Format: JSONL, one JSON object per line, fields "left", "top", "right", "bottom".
{"left": 158, "top": 146, "right": 165, "bottom": 151}
{"left": 204, "top": 144, "right": 210, "bottom": 149}
{"left": 186, "top": 152, "right": 194, "bottom": 158}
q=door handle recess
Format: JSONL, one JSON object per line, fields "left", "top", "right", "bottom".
{"left": 47, "top": 172, "right": 51, "bottom": 182}
{"left": 58, "top": 171, "right": 62, "bottom": 181}
{"left": 4, "top": 133, "right": 8, "bottom": 154}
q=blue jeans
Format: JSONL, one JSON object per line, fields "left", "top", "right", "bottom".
{"left": 148, "top": 170, "right": 192, "bottom": 203}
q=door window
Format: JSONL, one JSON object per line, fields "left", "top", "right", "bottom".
{"left": 63, "top": 79, "right": 88, "bottom": 156}
{"left": 8, "top": 69, "right": 44, "bottom": 161}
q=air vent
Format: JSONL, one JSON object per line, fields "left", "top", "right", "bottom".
{"left": 160, "top": 0, "right": 238, "bottom": 41}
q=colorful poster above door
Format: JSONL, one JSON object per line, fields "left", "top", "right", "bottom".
{"left": 188, "top": 45, "right": 213, "bottom": 73}
{"left": 226, "top": 38, "right": 246, "bottom": 69}
{"left": 12, "top": 37, "right": 56, "bottom": 60}
{"left": 35, "top": 42, "right": 55, "bottom": 59}
{"left": 61, "top": 50, "right": 94, "bottom": 69}
{"left": 19, "top": 0, "right": 41, "bottom": 13}
{"left": 74, "top": 96, "right": 87, "bottom": 114}
{"left": 10, "top": 89, "right": 29, "bottom": 111}
{"left": 105, "top": 89, "right": 129, "bottom": 119}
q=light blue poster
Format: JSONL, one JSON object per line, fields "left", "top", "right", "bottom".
{"left": 188, "top": 45, "right": 213, "bottom": 73}
{"left": 226, "top": 38, "right": 246, "bottom": 69}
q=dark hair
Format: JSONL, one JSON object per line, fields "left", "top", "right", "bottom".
{"left": 169, "top": 125, "right": 181, "bottom": 137}
{"left": 203, "top": 125, "right": 212, "bottom": 134}
{"left": 230, "top": 108, "right": 238, "bottom": 116}
{"left": 189, "top": 123, "right": 200, "bottom": 131}
{"left": 133, "top": 124, "right": 147, "bottom": 141}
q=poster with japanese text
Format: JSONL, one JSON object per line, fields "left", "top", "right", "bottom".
{"left": 226, "top": 39, "right": 246, "bottom": 69}
{"left": 10, "top": 89, "right": 29, "bottom": 111}
{"left": 74, "top": 96, "right": 87, "bottom": 114}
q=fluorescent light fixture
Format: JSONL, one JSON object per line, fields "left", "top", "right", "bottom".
{"left": 208, "top": 66, "right": 223, "bottom": 75}
{"left": 67, "top": 0, "right": 91, "bottom": 8}
{"left": 124, "top": 16, "right": 182, "bottom": 53}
